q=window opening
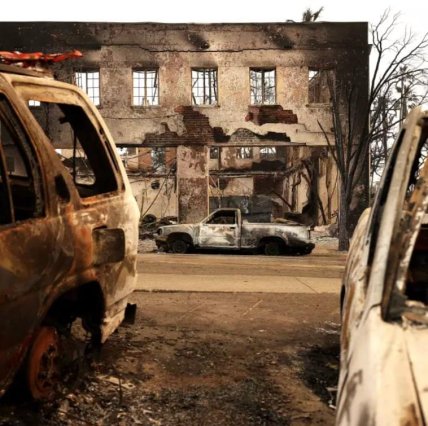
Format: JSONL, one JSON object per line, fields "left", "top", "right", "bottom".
{"left": 237, "top": 147, "right": 253, "bottom": 159}
{"left": 151, "top": 147, "right": 166, "bottom": 173}
{"left": 192, "top": 68, "right": 218, "bottom": 106}
{"left": 260, "top": 146, "right": 277, "bottom": 160}
{"left": 250, "top": 69, "right": 276, "bottom": 105}
{"left": 206, "top": 210, "right": 236, "bottom": 225}
{"left": 210, "top": 147, "right": 219, "bottom": 159}
{"left": 74, "top": 71, "right": 100, "bottom": 106}
{"left": 133, "top": 69, "right": 159, "bottom": 106}
{"left": 308, "top": 69, "right": 331, "bottom": 104}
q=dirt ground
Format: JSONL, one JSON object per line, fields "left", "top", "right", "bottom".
{"left": 0, "top": 291, "right": 340, "bottom": 426}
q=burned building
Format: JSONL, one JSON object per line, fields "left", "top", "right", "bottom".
{"left": 0, "top": 22, "right": 369, "bottom": 224}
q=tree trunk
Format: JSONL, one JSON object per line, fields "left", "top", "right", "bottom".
{"left": 338, "top": 181, "right": 349, "bottom": 251}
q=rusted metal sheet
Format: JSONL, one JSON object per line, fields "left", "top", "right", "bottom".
{"left": 0, "top": 50, "right": 82, "bottom": 64}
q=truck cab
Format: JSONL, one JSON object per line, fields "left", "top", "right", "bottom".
{"left": 198, "top": 208, "right": 241, "bottom": 248}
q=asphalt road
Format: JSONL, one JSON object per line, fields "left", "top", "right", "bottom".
{"left": 137, "top": 250, "right": 346, "bottom": 294}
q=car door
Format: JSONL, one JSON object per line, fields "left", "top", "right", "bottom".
{"left": 198, "top": 210, "right": 240, "bottom": 248}
{"left": 0, "top": 92, "right": 73, "bottom": 395}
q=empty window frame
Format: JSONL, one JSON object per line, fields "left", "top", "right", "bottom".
{"left": 192, "top": 68, "right": 218, "bottom": 106}
{"left": 133, "top": 69, "right": 159, "bottom": 106}
{"left": 210, "top": 147, "right": 219, "bottom": 159}
{"left": 308, "top": 69, "right": 331, "bottom": 104}
{"left": 260, "top": 147, "right": 277, "bottom": 160}
{"left": 250, "top": 69, "right": 276, "bottom": 105}
{"left": 0, "top": 94, "right": 44, "bottom": 223}
{"left": 151, "top": 147, "right": 166, "bottom": 173}
{"left": 74, "top": 70, "right": 100, "bottom": 106}
{"left": 236, "top": 147, "right": 253, "bottom": 159}
{"left": 28, "top": 101, "right": 117, "bottom": 198}
{"left": 206, "top": 209, "right": 236, "bottom": 225}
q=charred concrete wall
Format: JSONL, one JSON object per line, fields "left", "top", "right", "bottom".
{"left": 0, "top": 22, "right": 368, "bottom": 224}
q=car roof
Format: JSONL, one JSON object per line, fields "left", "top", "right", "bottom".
{"left": 0, "top": 64, "right": 53, "bottom": 79}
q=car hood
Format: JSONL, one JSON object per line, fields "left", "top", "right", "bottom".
{"left": 158, "top": 223, "right": 196, "bottom": 235}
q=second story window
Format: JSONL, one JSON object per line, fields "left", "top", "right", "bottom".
{"left": 308, "top": 68, "right": 331, "bottom": 104}
{"left": 133, "top": 69, "right": 159, "bottom": 106}
{"left": 74, "top": 70, "right": 100, "bottom": 106}
{"left": 192, "top": 68, "right": 218, "bottom": 106}
{"left": 250, "top": 68, "right": 276, "bottom": 105}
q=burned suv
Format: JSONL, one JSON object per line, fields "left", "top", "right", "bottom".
{"left": 0, "top": 64, "right": 139, "bottom": 399}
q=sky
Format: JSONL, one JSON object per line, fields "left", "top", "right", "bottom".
{"left": 3, "top": 0, "right": 427, "bottom": 37}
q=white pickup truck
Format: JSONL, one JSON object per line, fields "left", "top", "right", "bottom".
{"left": 155, "top": 208, "right": 314, "bottom": 255}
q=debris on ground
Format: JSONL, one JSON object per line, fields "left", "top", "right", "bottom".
{"left": 0, "top": 292, "right": 339, "bottom": 425}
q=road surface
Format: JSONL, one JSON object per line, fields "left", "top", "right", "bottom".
{"left": 137, "top": 251, "right": 346, "bottom": 293}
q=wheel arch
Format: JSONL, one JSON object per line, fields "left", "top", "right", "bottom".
{"left": 43, "top": 281, "right": 106, "bottom": 340}
{"left": 167, "top": 232, "right": 193, "bottom": 246}
{"left": 257, "top": 236, "right": 287, "bottom": 249}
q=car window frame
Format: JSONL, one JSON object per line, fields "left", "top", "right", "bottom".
{"left": 0, "top": 91, "right": 45, "bottom": 225}
{"left": 12, "top": 81, "right": 124, "bottom": 199}
{"left": 381, "top": 117, "right": 428, "bottom": 320}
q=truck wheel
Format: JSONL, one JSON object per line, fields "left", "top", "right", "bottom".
{"left": 301, "top": 246, "right": 313, "bottom": 255}
{"left": 170, "top": 238, "right": 188, "bottom": 254}
{"left": 264, "top": 241, "right": 281, "bottom": 256}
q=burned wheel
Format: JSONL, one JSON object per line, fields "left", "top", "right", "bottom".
{"left": 27, "top": 326, "right": 61, "bottom": 400}
{"left": 170, "top": 238, "right": 188, "bottom": 254}
{"left": 264, "top": 241, "right": 281, "bottom": 256}
{"left": 300, "top": 246, "right": 313, "bottom": 255}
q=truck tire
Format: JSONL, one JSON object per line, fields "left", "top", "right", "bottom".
{"left": 170, "top": 238, "right": 188, "bottom": 254}
{"left": 264, "top": 241, "right": 281, "bottom": 256}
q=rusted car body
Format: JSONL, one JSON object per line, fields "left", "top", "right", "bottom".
{"left": 155, "top": 208, "right": 314, "bottom": 255}
{"left": 337, "top": 105, "right": 428, "bottom": 425}
{"left": 0, "top": 65, "right": 139, "bottom": 399}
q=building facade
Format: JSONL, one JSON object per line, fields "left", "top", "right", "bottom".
{"left": 0, "top": 22, "right": 369, "bottom": 224}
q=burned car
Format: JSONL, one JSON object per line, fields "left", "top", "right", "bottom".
{"left": 336, "top": 105, "right": 428, "bottom": 425}
{"left": 0, "top": 63, "right": 139, "bottom": 399}
{"left": 155, "top": 208, "right": 314, "bottom": 255}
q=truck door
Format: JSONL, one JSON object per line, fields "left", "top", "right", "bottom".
{"left": 198, "top": 210, "right": 240, "bottom": 248}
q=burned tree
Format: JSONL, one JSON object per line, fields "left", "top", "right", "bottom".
{"left": 320, "top": 9, "right": 428, "bottom": 250}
